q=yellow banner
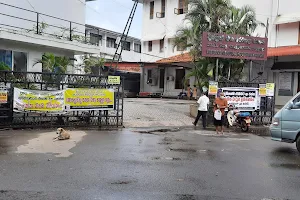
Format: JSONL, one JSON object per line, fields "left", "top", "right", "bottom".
{"left": 208, "top": 81, "right": 218, "bottom": 95}
{"left": 64, "top": 88, "right": 114, "bottom": 111}
{"left": 0, "top": 90, "right": 7, "bottom": 104}
{"left": 13, "top": 88, "right": 64, "bottom": 113}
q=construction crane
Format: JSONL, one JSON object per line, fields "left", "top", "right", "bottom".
{"left": 109, "top": 0, "right": 139, "bottom": 75}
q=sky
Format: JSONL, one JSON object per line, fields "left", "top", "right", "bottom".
{"left": 85, "top": 0, "right": 142, "bottom": 38}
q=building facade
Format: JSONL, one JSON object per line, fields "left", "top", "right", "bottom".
{"left": 85, "top": 25, "right": 142, "bottom": 62}
{"left": 0, "top": 0, "right": 98, "bottom": 73}
{"left": 138, "top": 0, "right": 300, "bottom": 105}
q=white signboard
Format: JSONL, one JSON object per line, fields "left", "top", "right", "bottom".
{"left": 222, "top": 87, "right": 260, "bottom": 111}
{"left": 279, "top": 73, "right": 292, "bottom": 90}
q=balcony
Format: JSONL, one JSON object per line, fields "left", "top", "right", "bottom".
{"left": 0, "top": 2, "right": 99, "bottom": 54}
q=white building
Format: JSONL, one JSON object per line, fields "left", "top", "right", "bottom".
{"left": 0, "top": 0, "right": 99, "bottom": 73}
{"left": 85, "top": 24, "right": 142, "bottom": 62}
{"left": 138, "top": 0, "right": 300, "bottom": 105}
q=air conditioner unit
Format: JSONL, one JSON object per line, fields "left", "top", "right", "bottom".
{"left": 167, "top": 76, "right": 174, "bottom": 81}
{"left": 147, "top": 78, "right": 157, "bottom": 86}
{"left": 156, "top": 12, "right": 165, "bottom": 18}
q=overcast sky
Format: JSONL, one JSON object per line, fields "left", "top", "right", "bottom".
{"left": 85, "top": 0, "right": 142, "bottom": 38}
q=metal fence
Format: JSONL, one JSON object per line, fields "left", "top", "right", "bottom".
{"left": 207, "top": 81, "right": 275, "bottom": 125}
{"left": 0, "top": 71, "right": 123, "bottom": 129}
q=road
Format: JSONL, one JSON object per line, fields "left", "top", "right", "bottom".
{"left": 0, "top": 128, "right": 299, "bottom": 200}
{"left": 124, "top": 98, "right": 195, "bottom": 127}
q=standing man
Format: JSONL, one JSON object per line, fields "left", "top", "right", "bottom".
{"left": 193, "top": 91, "right": 209, "bottom": 129}
{"left": 213, "top": 92, "right": 228, "bottom": 134}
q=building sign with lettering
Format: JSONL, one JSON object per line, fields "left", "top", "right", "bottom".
{"left": 202, "top": 32, "right": 268, "bottom": 61}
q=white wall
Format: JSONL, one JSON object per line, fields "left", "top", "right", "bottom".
{"left": 276, "top": 23, "right": 299, "bottom": 46}
{"left": 141, "top": 0, "right": 188, "bottom": 62}
{"left": 0, "top": 0, "right": 86, "bottom": 36}
{"left": 0, "top": 40, "right": 74, "bottom": 73}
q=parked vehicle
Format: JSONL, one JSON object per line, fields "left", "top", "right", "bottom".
{"left": 270, "top": 92, "right": 300, "bottom": 152}
{"left": 227, "top": 105, "right": 252, "bottom": 132}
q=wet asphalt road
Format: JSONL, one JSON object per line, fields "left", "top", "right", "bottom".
{"left": 0, "top": 129, "right": 299, "bottom": 200}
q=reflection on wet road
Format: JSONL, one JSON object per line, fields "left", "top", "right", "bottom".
{"left": 0, "top": 128, "right": 299, "bottom": 200}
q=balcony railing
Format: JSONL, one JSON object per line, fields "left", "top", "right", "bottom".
{"left": 0, "top": 2, "right": 101, "bottom": 46}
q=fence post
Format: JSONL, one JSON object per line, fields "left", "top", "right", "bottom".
{"left": 69, "top": 22, "right": 72, "bottom": 41}
{"left": 36, "top": 13, "right": 39, "bottom": 34}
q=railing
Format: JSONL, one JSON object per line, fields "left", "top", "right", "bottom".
{"left": 0, "top": 71, "right": 124, "bottom": 129}
{"left": 0, "top": 2, "right": 102, "bottom": 46}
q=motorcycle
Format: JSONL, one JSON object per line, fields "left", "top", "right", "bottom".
{"left": 227, "top": 106, "right": 252, "bottom": 132}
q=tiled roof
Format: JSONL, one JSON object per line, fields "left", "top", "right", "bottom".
{"left": 156, "top": 53, "right": 193, "bottom": 63}
{"left": 267, "top": 46, "right": 300, "bottom": 57}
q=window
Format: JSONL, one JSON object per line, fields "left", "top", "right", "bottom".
{"left": 90, "top": 33, "right": 102, "bottom": 46}
{"left": 178, "top": 0, "right": 188, "bottom": 15}
{"left": 175, "top": 68, "right": 185, "bottom": 89}
{"left": 106, "top": 37, "right": 117, "bottom": 48}
{"left": 150, "top": 1, "right": 154, "bottom": 19}
{"left": 160, "top": 39, "right": 164, "bottom": 52}
{"left": 13, "top": 52, "right": 27, "bottom": 72}
{"left": 0, "top": 50, "right": 12, "bottom": 69}
{"left": 177, "top": 38, "right": 187, "bottom": 51}
{"left": 159, "top": 69, "right": 165, "bottom": 89}
{"left": 161, "top": 0, "right": 166, "bottom": 18}
{"left": 134, "top": 43, "right": 141, "bottom": 53}
{"left": 147, "top": 69, "right": 152, "bottom": 81}
{"left": 122, "top": 41, "right": 131, "bottom": 51}
{"left": 148, "top": 41, "right": 152, "bottom": 52}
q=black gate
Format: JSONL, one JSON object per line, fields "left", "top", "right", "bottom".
{"left": 207, "top": 81, "right": 275, "bottom": 125}
{"left": 0, "top": 71, "right": 123, "bottom": 129}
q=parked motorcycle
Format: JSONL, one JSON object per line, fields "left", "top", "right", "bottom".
{"left": 227, "top": 106, "right": 252, "bottom": 132}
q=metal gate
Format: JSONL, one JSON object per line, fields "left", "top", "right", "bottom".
{"left": 207, "top": 81, "right": 275, "bottom": 125}
{"left": 0, "top": 71, "right": 124, "bottom": 129}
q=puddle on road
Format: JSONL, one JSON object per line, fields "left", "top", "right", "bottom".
{"left": 270, "top": 163, "right": 300, "bottom": 170}
{"left": 168, "top": 148, "right": 198, "bottom": 153}
{"left": 0, "top": 139, "right": 10, "bottom": 154}
{"left": 15, "top": 131, "right": 87, "bottom": 157}
{"left": 150, "top": 156, "right": 182, "bottom": 161}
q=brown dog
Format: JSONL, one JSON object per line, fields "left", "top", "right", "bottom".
{"left": 53, "top": 128, "right": 70, "bottom": 141}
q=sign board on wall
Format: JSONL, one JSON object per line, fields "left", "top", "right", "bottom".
{"left": 266, "top": 83, "right": 275, "bottom": 97}
{"left": 64, "top": 88, "right": 114, "bottom": 111}
{"left": 13, "top": 88, "right": 64, "bottom": 113}
{"left": 108, "top": 76, "right": 121, "bottom": 85}
{"left": 259, "top": 84, "right": 266, "bottom": 97}
{"left": 222, "top": 87, "right": 260, "bottom": 111}
{"left": 279, "top": 73, "right": 292, "bottom": 90}
{"left": 202, "top": 32, "right": 268, "bottom": 61}
{"left": 208, "top": 81, "right": 218, "bottom": 95}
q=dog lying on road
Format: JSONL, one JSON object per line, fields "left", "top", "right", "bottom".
{"left": 53, "top": 128, "right": 70, "bottom": 141}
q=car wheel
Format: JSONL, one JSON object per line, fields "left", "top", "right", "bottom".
{"left": 296, "top": 136, "right": 300, "bottom": 153}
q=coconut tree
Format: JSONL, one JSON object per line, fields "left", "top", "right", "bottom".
{"left": 221, "top": 5, "right": 263, "bottom": 36}
{"left": 173, "top": 0, "right": 263, "bottom": 84}
{"left": 186, "top": 0, "right": 231, "bottom": 33}
{"left": 33, "top": 53, "right": 72, "bottom": 74}
{"left": 83, "top": 56, "right": 106, "bottom": 75}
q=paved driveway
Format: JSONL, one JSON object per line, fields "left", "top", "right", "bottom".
{"left": 124, "top": 98, "right": 195, "bottom": 127}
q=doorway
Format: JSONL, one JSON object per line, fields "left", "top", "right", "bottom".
{"left": 159, "top": 68, "right": 165, "bottom": 89}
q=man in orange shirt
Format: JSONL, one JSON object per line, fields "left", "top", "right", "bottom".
{"left": 213, "top": 92, "right": 228, "bottom": 135}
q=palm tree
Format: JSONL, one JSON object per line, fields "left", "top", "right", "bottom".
{"left": 221, "top": 5, "right": 263, "bottom": 36}
{"left": 186, "top": 0, "right": 231, "bottom": 33}
{"left": 173, "top": 0, "right": 263, "bottom": 84}
{"left": 33, "top": 53, "right": 72, "bottom": 74}
{"left": 83, "top": 56, "right": 106, "bottom": 75}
